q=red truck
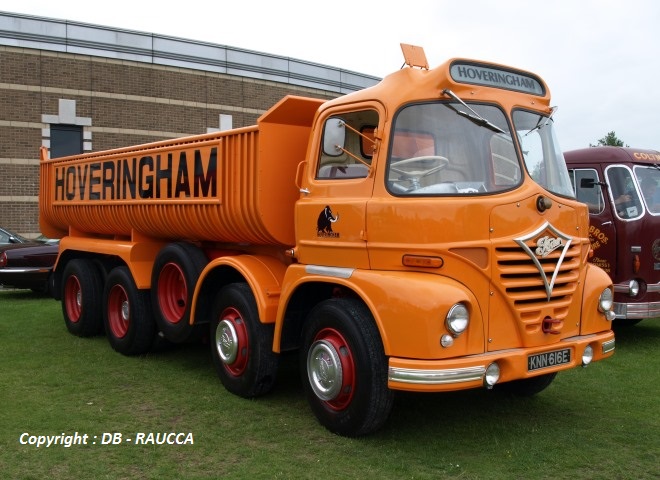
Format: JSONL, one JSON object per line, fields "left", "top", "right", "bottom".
{"left": 565, "top": 147, "right": 660, "bottom": 324}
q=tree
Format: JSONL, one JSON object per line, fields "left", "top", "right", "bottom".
{"left": 590, "top": 131, "right": 628, "bottom": 147}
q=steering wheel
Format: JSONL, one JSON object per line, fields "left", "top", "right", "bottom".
{"left": 390, "top": 155, "right": 449, "bottom": 179}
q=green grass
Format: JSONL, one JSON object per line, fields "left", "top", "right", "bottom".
{"left": 1, "top": 289, "right": 658, "bottom": 479}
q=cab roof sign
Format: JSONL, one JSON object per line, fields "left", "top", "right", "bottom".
{"left": 450, "top": 62, "right": 545, "bottom": 96}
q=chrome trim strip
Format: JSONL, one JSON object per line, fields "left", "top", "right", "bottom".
{"left": 305, "top": 265, "right": 355, "bottom": 279}
{"left": 614, "top": 282, "right": 660, "bottom": 293}
{"left": 613, "top": 301, "right": 660, "bottom": 320}
{"left": 0, "top": 267, "right": 51, "bottom": 274}
{"left": 647, "top": 283, "right": 660, "bottom": 293}
{"left": 389, "top": 365, "right": 486, "bottom": 385}
{"left": 602, "top": 339, "right": 616, "bottom": 354}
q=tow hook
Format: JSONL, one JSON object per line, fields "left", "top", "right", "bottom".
{"left": 542, "top": 317, "right": 562, "bottom": 334}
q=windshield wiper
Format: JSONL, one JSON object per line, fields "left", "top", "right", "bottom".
{"left": 442, "top": 89, "right": 505, "bottom": 134}
{"left": 524, "top": 106, "right": 558, "bottom": 137}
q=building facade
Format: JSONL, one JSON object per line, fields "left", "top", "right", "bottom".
{"left": 0, "top": 11, "right": 379, "bottom": 237}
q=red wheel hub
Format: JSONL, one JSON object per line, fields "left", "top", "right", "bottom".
{"left": 307, "top": 328, "right": 356, "bottom": 411}
{"left": 157, "top": 262, "right": 188, "bottom": 324}
{"left": 215, "top": 307, "right": 249, "bottom": 376}
{"left": 64, "top": 275, "right": 82, "bottom": 323}
{"left": 107, "top": 284, "right": 130, "bottom": 338}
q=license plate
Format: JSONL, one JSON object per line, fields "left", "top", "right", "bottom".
{"left": 528, "top": 348, "right": 571, "bottom": 371}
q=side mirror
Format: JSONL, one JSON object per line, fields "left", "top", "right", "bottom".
{"left": 580, "top": 177, "right": 607, "bottom": 188}
{"left": 323, "top": 118, "right": 345, "bottom": 157}
{"left": 580, "top": 178, "right": 595, "bottom": 188}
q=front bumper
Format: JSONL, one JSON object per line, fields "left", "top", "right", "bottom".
{"left": 388, "top": 331, "right": 615, "bottom": 392}
{"left": 613, "top": 282, "right": 660, "bottom": 319}
{"left": 612, "top": 301, "right": 660, "bottom": 320}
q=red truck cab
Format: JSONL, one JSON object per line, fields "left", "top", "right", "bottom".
{"left": 565, "top": 147, "right": 660, "bottom": 324}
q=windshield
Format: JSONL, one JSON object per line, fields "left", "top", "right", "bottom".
{"left": 513, "top": 110, "right": 574, "bottom": 198}
{"left": 387, "top": 102, "right": 520, "bottom": 195}
{"left": 606, "top": 165, "right": 644, "bottom": 220}
{"left": 634, "top": 165, "right": 660, "bottom": 215}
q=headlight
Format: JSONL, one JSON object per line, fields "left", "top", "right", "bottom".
{"left": 598, "top": 287, "right": 613, "bottom": 313}
{"left": 446, "top": 303, "right": 469, "bottom": 336}
{"left": 628, "top": 280, "right": 640, "bottom": 297}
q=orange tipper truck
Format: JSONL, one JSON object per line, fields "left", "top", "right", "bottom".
{"left": 39, "top": 45, "right": 616, "bottom": 436}
{"left": 565, "top": 146, "right": 660, "bottom": 325}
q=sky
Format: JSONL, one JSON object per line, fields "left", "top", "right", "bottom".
{"left": 4, "top": 0, "right": 659, "bottom": 152}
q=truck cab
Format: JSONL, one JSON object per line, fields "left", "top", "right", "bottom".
{"left": 565, "top": 146, "right": 660, "bottom": 324}
{"left": 287, "top": 47, "right": 615, "bottom": 411}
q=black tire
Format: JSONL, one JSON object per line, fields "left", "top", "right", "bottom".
{"left": 151, "top": 242, "right": 207, "bottom": 343}
{"left": 300, "top": 298, "right": 393, "bottom": 437}
{"left": 613, "top": 319, "right": 643, "bottom": 329}
{"left": 103, "top": 266, "right": 155, "bottom": 355}
{"left": 60, "top": 259, "right": 103, "bottom": 337}
{"left": 496, "top": 372, "right": 557, "bottom": 396}
{"left": 210, "top": 283, "right": 279, "bottom": 398}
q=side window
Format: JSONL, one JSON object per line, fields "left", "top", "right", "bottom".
{"left": 571, "top": 168, "right": 605, "bottom": 214}
{"left": 317, "top": 110, "right": 378, "bottom": 180}
{"left": 606, "top": 165, "right": 643, "bottom": 220}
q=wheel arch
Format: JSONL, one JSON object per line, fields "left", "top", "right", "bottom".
{"left": 191, "top": 254, "right": 288, "bottom": 328}
{"left": 275, "top": 265, "right": 485, "bottom": 359}
{"left": 52, "top": 236, "right": 164, "bottom": 299}
{"left": 52, "top": 248, "right": 117, "bottom": 300}
{"left": 274, "top": 268, "right": 380, "bottom": 353}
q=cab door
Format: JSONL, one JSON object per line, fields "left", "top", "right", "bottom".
{"left": 295, "top": 105, "right": 382, "bottom": 269}
{"left": 572, "top": 167, "right": 617, "bottom": 276}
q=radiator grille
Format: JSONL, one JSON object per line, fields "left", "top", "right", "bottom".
{"left": 495, "top": 222, "right": 581, "bottom": 322}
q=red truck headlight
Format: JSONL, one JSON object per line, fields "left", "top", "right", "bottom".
{"left": 598, "top": 288, "right": 613, "bottom": 313}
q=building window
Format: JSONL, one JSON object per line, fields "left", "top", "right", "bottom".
{"left": 50, "top": 125, "right": 83, "bottom": 158}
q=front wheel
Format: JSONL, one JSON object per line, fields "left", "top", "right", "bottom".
{"left": 210, "top": 283, "right": 278, "bottom": 398}
{"left": 103, "top": 266, "right": 155, "bottom": 355}
{"left": 613, "top": 319, "right": 643, "bottom": 329}
{"left": 496, "top": 372, "right": 557, "bottom": 396}
{"left": 301, "top": 298, "right": 393, "bottom": 437}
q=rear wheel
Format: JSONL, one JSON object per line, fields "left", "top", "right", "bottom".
{"left": 151, "top": 242, "right": 207, "bottom": 343}
{"left": 301, "top": 298, "right": 393, "bottom": 437}
{"left": 61, "top": 259, "right": 103, "bottom": 337}
{"left": 210, "top": 283, "right": 278, "bottom": 398}
{"left": 104, "top": 266, "right": 155, "bottom": 355}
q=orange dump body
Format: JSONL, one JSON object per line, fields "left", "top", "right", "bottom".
{"left": 39, "top": 96, "right": 323, "bottom": 246}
